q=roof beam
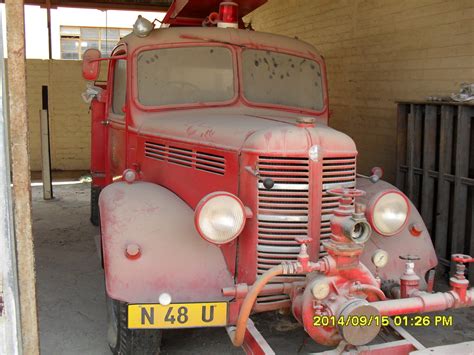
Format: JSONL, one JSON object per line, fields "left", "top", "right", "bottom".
{"left": 0, "top": 0, "right": 171, "bottom": 12}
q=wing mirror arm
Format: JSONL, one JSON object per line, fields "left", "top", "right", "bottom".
{"left": 82, "top": 48, "right": 127, "bottom": 81}
{"left": 357, "top": 167, "right": 384, "bottom": 183}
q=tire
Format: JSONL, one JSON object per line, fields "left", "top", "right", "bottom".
{"left": 90, "top": 185, "right": 102, "bottom": 226}
{"left": 106, "top": 294, "right": 162, "bottom": 355}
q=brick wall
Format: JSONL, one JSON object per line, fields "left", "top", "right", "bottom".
{"left": 26, "top": 60, "right": 104, "bottom": 171}
{"left": 246, "top": 0, "right": 474, "bottom": 181}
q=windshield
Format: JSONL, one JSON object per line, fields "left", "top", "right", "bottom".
{"left": 137, "top": 46, "right": 235, "bottom": 107}
{"left": 242, "top": 49, "right": 324, "bottom": 111}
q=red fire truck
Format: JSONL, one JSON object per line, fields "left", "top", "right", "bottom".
{"left": 82, "top": 1, "right": 474, "bottom": 354}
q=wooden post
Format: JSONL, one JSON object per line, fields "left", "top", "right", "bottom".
{"left": 46, "top": 0, "right": 52, "bottom": 59}
{"left": 413, "top": 105, "right": 423, "bottom": 208}
{"left": 420, "top": 105, "right": 437, "bottom": 234}
{"left": 451, "top": 106, "right": 472, "bottom": 258}
{"left": 406, "top": 104, "right": 416, "bottom": 201}
{"left": 395, "top": 104, "right": 407, "bottom": 190}
{"left": 0, "top": 5, "right": 21, "bottom": 354}
{"left": 41, "top": 86, "right": 53, "bottom": 200}
{"left": 434, "top": 105, "right": 454, "bottom": 263}
{"left": 5, "top": 1, "right": 40, "bottom": 354}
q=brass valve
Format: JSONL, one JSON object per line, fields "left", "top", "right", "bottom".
{"left": 450, "top": 254, "right": 473, "bottom": 303}
{"left": 295, "top": 237, "right": 312, "bottom": 272}
{"left": 399, "top": 254, "right": 420, "bottom": 298}
{"left": 452, "top": 254, "right": 474, "bottom": 264}
{"left": 327, "top": 188, "right": 366, "bottom": 214}
{"left": 327, "top": 188, "right": 371, "bottom": 244}
{"left": 399, "top": 254, "right": 420, "bottom": 276}
{"left": 451, "top": 254, "right": 474, "bottom": 281}
{"left": 399, "top": 254, "right": 421, "bottom": 262}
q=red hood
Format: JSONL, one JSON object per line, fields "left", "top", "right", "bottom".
{"left": 135, "top": 107, "right": 356, "bottom": 155}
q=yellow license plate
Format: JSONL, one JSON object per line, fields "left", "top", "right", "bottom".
{"left": 128, "top": 302, "right": 228, "bottom": 329}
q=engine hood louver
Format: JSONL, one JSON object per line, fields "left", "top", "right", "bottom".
{"left": 145, "top": 141, "right": 226, "bottom": 176}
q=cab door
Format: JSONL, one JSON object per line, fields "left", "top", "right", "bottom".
{"left": 106, "top": 54, "right": 127, "bottom": 181}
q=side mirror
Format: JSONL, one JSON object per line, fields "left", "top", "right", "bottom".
{"left": 82, "top": 48, "right": 101, "bottom": 81}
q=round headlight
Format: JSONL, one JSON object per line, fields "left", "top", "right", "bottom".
{"left": 367, "top": 190, "right": 410, "bottom": 236}
{"left": 195, "top": 192, "right": 246, "bottom": 244}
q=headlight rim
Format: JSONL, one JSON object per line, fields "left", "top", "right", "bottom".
{"left": 194, "top": 191, "right": 246, "bottom": 245}
{"left": 366, "top": 189, "right": 411, "bottom": 237}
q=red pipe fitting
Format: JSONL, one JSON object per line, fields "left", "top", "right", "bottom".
{"left": 450, "top": 254, "right": 474, "bottom": 303}
{"left": 371, "top": 291, "right": 461, "bottom": 317}
{"left": 399, "top": 255, "right": 421, "bottom": 298}
{"left": 227, "top": 259, "right": 325, "bottom": 347}
{"left": 222, "top": 282, "right": 305, "bottom": 299}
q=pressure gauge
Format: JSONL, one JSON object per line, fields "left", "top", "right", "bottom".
{"left": 312, "top": 281, "right": 330, "bottom": 300}
{"left": 372, "top": 249, "right": 389, "bottom": 268}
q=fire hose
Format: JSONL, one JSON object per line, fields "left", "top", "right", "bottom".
{"left": 227, "top": 260, "right": 323, "bottom": 347}
{"left": 227, "top": 262, "right": 474, "bottom": 347}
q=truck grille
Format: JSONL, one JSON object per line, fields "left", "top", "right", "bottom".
{"left": 255, "top": 154, "right": 356, "bottom": 305}
{"left": 256, "top": 156, "right": 309, "bottom": 303}
{"left": 320, "top": 156, "right": 357, "bottom": 256}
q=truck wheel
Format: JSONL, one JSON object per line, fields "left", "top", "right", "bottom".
{"left": 106, "top": 294, "right": 162, "bottom": 355}
{"left": 90, "top": 185, "right": 101, "bottom": 226}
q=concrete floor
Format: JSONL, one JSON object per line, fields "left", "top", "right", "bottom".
{"left": 33, "top": 182, "right": 474, "bottom": 354}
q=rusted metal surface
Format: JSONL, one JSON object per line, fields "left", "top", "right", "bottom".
{"left": 240, "top": 319, "right": 275, "bottom": 355}
{"left": 396, "top": 102, "right": 474, "bottom": 280}
{"left": 5, "top": 1, "right": 39, "bottom": 353}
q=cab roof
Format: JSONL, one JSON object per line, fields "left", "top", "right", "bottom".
{"left": 119, "top": 27, "right": 322, "bottom": 60}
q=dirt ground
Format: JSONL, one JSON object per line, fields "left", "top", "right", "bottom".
{"left": 32, "top": 182, "right": 474, "bottom": 354}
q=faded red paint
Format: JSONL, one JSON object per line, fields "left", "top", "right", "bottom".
{"left": 85, "top": 19, "right": 471, "bottom": 352}
{"left": 99, "top": 181, "right": 234, "bottom": 303}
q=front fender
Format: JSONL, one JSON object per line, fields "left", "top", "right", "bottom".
{"left": 357, "top": 178, "right": 438, "bottom": 289}
{"left": 99, "top": 181, "right": 234, "bottom": 303}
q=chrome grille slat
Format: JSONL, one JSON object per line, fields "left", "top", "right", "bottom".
{"left": 255, "top": 154, "right": 357, "bottom": 301}
{"left": 257, "top": 239, "right": 300, "bottom": 246}
{"left": 257, "top": 182, "right": 308, "bottom": 190}
{"left": 257, "top": 245, "right": 301, "bottom": 253}
{"left": 257, "top": 214, "right": 308, "bottom": 222}
{"left": 256, "top": 156, "right": 308, "bottom": 298}
{"left": 322, "top": 181, "right": 356, "bottom": 190}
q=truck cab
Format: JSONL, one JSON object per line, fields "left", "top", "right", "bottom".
{"left": 83, "top": 3, "right": 443, "bottom": 354}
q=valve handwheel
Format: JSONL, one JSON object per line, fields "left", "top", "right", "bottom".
{"left": 452, "top": 254, "right": 474, "bottom": 263}
{"left": 295, "top": 236, "right": 313, "bottom": 245}
{"left": 327, "top": 188, "right": 366, "bottom": 198}
{"left": 399, "top": 255, "right": 421, "bottom": 261}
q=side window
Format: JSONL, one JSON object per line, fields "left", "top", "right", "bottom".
{"left": 112, "top": 59, "right": 127, "bottom": 116}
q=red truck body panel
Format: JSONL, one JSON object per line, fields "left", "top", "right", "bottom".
{"left": 88, "top": 22, "right": 443, "bottom": 345}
